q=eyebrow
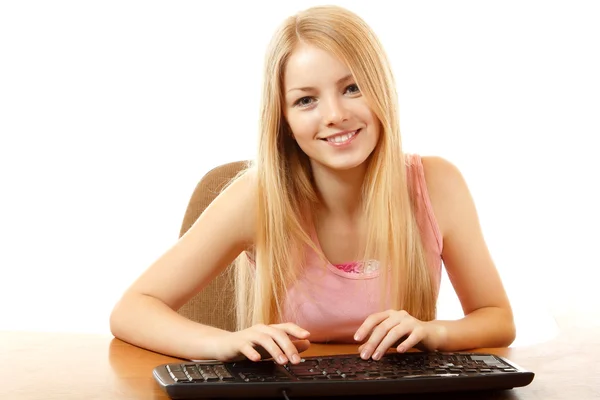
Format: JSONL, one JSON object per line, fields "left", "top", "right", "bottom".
{"left": 286, "top": 74, "right": 354, "bottom": 94}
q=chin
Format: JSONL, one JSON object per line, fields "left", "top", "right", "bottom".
{"left": 316, "top": 156, "right": 371, "bottom": 172}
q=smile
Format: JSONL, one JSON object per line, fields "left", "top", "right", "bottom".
{"left": 320, "top": 129, "right": 361, "bottom": 146}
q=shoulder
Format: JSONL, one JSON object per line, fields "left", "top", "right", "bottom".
{"left": 420, "top": 156, "right": 466, "bottom": 192}
{"left": 209, "top": 163, "right": 258, "bottom": 206}
{"left": 227, "top": 164, "right": 258, "bottom": 194}
{"left": 204, "top": 164, "right": 258, "bottom": 245}
{"left": 420, "top": 156, "right": 472, "bottom": 238}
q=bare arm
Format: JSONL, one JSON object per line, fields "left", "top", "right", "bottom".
{"left": 110, "top": 168, "right": 257, "bottom": 360}
{"left": 423, "top": 156, "right": 516, "bottom": 350}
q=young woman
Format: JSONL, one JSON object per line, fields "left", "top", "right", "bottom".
{"left": 110, "top": 5, "right": 515, "bottom": 365}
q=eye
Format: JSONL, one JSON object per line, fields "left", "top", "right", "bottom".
{"left": 345, "top": 83, "right": 360, "bottom": 94}
{"left": 294, "top": 96, "right": 315, "bottom": 108}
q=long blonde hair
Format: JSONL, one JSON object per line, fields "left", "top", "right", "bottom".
{"left": 235, "top": 5, "right": 436, "bottom": 330}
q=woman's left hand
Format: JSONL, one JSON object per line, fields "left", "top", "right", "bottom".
{"left": 354, "top": 310, "right": 446, "bottom": 360}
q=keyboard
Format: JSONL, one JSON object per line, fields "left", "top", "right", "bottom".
{"left": 153, "top": 352, "right": 534, "bottom": 398}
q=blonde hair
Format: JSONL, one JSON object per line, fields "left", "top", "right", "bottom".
{"left": 235, "top": 5, "right": 436, "bottom": 330}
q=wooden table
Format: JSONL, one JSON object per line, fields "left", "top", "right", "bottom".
{"left": 1, "top": 326, "right": 598, "bottom": 399}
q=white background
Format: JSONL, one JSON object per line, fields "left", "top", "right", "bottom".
{"left": 1, "top": 1, "right": 599, "bottom": 346}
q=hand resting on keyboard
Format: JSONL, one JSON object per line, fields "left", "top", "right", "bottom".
{"left": 208, "top": 323, "right": 311, "bottom": 365}
{"left": 228, "top": 339, "right": 311, "bottom": 363}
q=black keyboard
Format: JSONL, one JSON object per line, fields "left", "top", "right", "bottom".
{"left": 153, "top": 352, "right": 534, "bottom": 398}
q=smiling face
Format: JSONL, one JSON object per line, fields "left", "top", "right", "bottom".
{"left": 283, "top": 42, "right": 380, "bottom": 172}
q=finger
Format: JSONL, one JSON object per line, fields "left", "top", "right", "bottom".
{"left": 239, "top": 343, "right": 262, "bottom": 362}
{"left": 372, "top": 324, "right": 413, "bottom": 360}
{"left": 260, "top": 325, "right": 304, "bottom": 364}
{"left": 359, "top": 316, "right": 400, "bottom": 360}
{"left": 360, "top": 336, "right": 408, "bottom": 355}
{"left": 359, "top": 310, "right": 410, "bottom": 358}
{"left": 354, "top": 310, "right": 392, "bottom": 342}
{"left": 271, "top": 323, "right": 311, "bottom": 340}
{"left": 292, "top": 339, "right": 311, "bottom": 355}
{"left": 247, "top": 340, "right": 310, "bottom": 363}
{"left": 397, "top": 327, "right": 425, "bottom": 353}
{"left": 252, "top": 333, "right": 289, "bottom": 365}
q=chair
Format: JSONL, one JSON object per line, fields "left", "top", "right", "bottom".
{"left": 176, "top": 161, "right": 249, "bottom": 332}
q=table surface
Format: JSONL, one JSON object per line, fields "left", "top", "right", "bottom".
{"left": 1, "top": 325, "right": 598, "bottom": 400}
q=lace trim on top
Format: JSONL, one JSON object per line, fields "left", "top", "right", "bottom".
{"left": 332, "top": 260, "right": 380, "bottom": 274}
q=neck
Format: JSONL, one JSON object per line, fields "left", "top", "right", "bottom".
{"left": 310, "top": 160, "right": 368, "bottom": 220}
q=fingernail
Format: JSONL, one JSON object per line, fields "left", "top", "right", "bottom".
{"left": 278, "top": 355, "right": 287, "bottom": 364}
{"left": 397, "top": 346, "right": 405, "bottom": 353}
{"left": 292, "top": 354, "right": 301, "bottom": 363}
{"left": 354, "top": 334, "right": 360, "bottom": 341}
{"left": 361, "top": 350, "right": 368, "bottom": 359}
{"left": 373, "top": 351, "right": 381, "bottom": 360}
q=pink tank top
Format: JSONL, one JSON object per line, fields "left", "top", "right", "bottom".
{"left": 280, "top": 154, "right": 443, "bottom": 343}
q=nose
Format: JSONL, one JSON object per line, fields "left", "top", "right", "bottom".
{"left": 322, "top": 95, "right": 348, "bottom": 126}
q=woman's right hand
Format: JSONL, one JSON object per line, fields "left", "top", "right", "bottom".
{"left": 211, "top": 323, "right": 311, "bottom": 365}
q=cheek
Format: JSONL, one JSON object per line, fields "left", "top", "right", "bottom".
{"left": 363, "top": 109, "right": 380, "bottom": 136}
{"left": 362, "top": 104, "right": 378, "bottom": 124}
{"left": 287, "top": 111, "right": 318, "bottom": 139}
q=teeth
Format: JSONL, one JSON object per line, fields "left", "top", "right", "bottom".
{"left": 327, "top": 130, "right": 357, "bottom": 144}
